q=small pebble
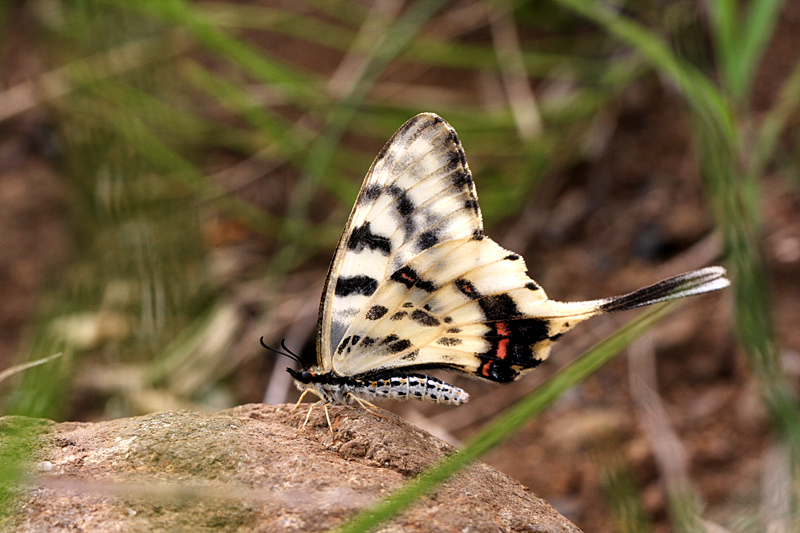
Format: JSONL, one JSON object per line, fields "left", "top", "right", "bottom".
{"left": 36, "top": 461, "right": 53, "bottom": 472}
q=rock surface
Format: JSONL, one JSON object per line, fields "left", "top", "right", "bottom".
{"left": 0, "top": 404, "right": 581, "bottom": 532}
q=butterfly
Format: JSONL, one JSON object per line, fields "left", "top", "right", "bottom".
{"left": 278, "top": 112, "right": 729, "bottom": 418}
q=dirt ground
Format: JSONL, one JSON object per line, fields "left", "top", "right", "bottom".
{"left": 2, "top": 2, "right": 800, "bottom": 532}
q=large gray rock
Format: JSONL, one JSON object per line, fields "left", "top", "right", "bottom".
{"left": 0, "top": 404, "right": 581, "bottom": 532}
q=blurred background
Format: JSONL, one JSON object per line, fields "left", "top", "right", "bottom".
{"left": 1, "top": 0, "right": 799, "bottom": 531}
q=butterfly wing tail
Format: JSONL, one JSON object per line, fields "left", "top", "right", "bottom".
{"left": 593, "top": 266, "right": 730, "bottom": 313}
{"left": 539, "top": 266, "right": 730, "bottom": 348}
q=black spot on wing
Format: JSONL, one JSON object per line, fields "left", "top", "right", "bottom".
{"left": 481, "top": 319, "right": 550, "bottom": 366}
{"left": 400, "top": 114, "right": 433, "bottom": 138}
{"left": 366, "top": 305, "right": 388, "bottom": 320}
{"left": 385, "top": 185, "right": 414, "bottom": 217}
{"left": 390, "top": 311, "right": 407, "bottom": 321}
{"left": 517, "top": 319, "right": 549, "bottom": 345}
{"left": 479, "top": 294, "right": 521, "bottom": 320}
{"left": 335, "top": 276, "right": 378, "bottom": 297}
{"left": 452, "top": 170, "right": 473, "bottom": 189}
{"left": 444, "top": 133, "right": 467, "bottom": 168}
{"left": 411, "top": 309, "right": 440, "bottom": 327}
{"left": 388, "top": 339, "right": 412, "bottom": 354}
{"left": 437, "top": 337, "right": 462, "bottom": 347}
{"left": 377, "top": 333, "right": 413, "bottom": 354}
{"left": 416, "top": 229, "right": 439, "bottom": 250}
{"left": 525, "top": 281, "right": 540, "bottom": 291}
{"left": 361, "top": 337, "right": 376, "bottom": 348}
{"left": 447, "top": 127, "right": 460, "bottom": 145}
{"left": 347, "top": 222, "right": 391, "bottom": 255}
{"left": 379, "top": 334, "right": 399, "bottom": 345}
{"left": 362, "top": 184, "right": 382, "bottom": 202}
{"left": 455, "top": 279, "right": 481, "bottom": 299}
{"left": 402, "top": 302, "right": 414, "bottom": 308}
{"left": 400, "top": 349, "right": 419, "bottom": 361}
{"left": 416, "top": 278, "right": 436, "bottom": 293}
{"left": 390, "top": 266, "right": 436, "bottom": 292}
{"left": 465, "top": 199, "right": 479, "bottom": 214}
{"left": 504, "top": 254, "right": 520, "bottom": 261}
{"left": 337, "top": 336, "right": 350, "bottom": 355}
{"left": 477, "top": 360, "right": 520, "bottom": 383}
{"left": 396, "top": 193, "right": 414, "bottom": 217}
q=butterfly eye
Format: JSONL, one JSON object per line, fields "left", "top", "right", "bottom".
{"left": 299, "top": 370, "right": 313, "bottom": 383}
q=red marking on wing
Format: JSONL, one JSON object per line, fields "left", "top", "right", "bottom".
{"left": 497, "top": 338, "right": 509, "bottom": 359}
{"left": 480, "top": 361, "right": 490, "bottom": 377}
{"left": 496, "top": 322, "right": 510, "bottom": 337}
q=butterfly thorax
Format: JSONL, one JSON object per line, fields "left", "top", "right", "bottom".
{"left": 287, "top": 367, "right": 469, "bottom": 405}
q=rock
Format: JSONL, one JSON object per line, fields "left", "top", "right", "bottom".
{"left": 0, "top": 404, "right": 581, "bottom": 532}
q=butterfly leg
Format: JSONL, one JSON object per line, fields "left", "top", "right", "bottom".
{"left": 297, "top": 399, "right": 325, "bottom": 436}
{"left": 322, "top": 403, "right": 334, "bottom": 440}
{"left": 291, "top": 389, "right": 315, "bottom": 411}
{"left": 295, "top": 400, "right": 337, "bottom": 440}
{"left": 346, "top": 393, "right": 387, "bottom": 421}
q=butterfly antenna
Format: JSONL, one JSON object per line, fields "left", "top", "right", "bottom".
{"left": 260, "top": 337, "right": 306, "bottom": 369}
{"left": 280, "top": 339, "right": 301, "bottom": 359}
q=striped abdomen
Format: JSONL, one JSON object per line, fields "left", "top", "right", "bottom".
{"left": 351, "top": 374, "right": 469, "bottom": 404}
{"left": 291, "top": 369, "right": 469, "bottom": 405}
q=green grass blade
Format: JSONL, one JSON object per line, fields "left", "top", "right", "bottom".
{"left": 75, "top": 99, "right": 283, "bottom": 237}
{"left": 183, "top": 60, "right": 308, "bottom": 156}
{"left": 198, "top": 2, "right": 612, "bottom": 80}
{"left": 695, "top": 115, "right": 800, "bottom": 462}
{"left": 551, "top": 0, "right": 736, "bottom": 143}
{"left": 753, "top": 56, "right": 800, "bottom": 176}
{"left": 0, "top": 32, "right": 190, "bottom": 122}
{"left": 200, "top": 2, "right": 356, "bottom": 51}
{"left": 598, "top": 455, "right": 653, "bottom": 533}
{"left": 101, "top": 0, "right": 323, "bottom": 105}
{"left": 706, "top": 0, "right": 740, "bottom": 95}
{"left": 731, "top": 0, "right": 785, "bottom": 102}
{"left": 337, "top": 302, "right": 680, "bottom": 533}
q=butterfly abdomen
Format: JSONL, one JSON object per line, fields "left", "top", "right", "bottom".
{"left": 353, "top": 374, "right": 469, "bottom": 404}
{"left": 296, "top": 371, "right": 469, "bottom": 405}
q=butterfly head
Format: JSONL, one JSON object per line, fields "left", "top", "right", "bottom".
{"left": 286, "top": 367, "right": 315, "bottom": 384}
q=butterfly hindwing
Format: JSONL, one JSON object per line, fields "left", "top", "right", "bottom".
{"left": 328, "top": 230, "right": 605, "bottom": 381}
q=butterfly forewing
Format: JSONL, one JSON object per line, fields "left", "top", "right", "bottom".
{"left": 318, "top": 114, "right": 482, "bottom": 369}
